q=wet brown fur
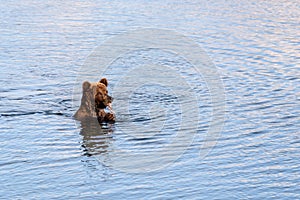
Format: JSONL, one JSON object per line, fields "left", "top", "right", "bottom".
{"left": 74, "top": 78, "right": 115, "bottom": 123}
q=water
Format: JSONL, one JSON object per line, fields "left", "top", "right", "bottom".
{"left": 1, "top": 0, "right": 299, "bottom": 199}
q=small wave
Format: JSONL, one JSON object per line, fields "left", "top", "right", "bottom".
{"left": 0, "top": 159, "right": 28, "bottom": 167}
{"left": 1, "top": 110, "right": 67, "bottom": 117}
{"left": 0, "top": 111, "right": 43, "bottom": 117}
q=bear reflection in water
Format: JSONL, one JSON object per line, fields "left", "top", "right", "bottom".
{"left": 79, "top": 117, "right": 114, "bottom": 157}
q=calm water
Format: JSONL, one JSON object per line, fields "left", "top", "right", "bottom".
{"left": 1, "top": 0, "right": 299, "bottom": 199}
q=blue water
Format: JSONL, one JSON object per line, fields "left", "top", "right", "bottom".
{"left": 1, "top": 0, "right": 299, "bottom": 199}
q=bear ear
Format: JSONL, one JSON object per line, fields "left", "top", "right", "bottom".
{"left": 82, "top": 81, "right": 91, "bottom": 91}
{"left": 99, "top": 78, "right": 108, "bottom": 87}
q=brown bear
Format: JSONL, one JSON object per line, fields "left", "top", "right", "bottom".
{"left": 74, "top": 78, "right": 115, "bottom": 123}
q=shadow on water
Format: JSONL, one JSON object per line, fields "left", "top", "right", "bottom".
{"left": 78, "top": 118, "right": 114, "bottom": 157}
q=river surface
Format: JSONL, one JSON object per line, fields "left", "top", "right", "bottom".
{"left": 1, "top": 0, "right": 299, "bottom": 199}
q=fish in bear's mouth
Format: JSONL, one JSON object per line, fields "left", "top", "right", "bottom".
{"left": 95, "top": 95, "right": 114, "bottom": 111}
